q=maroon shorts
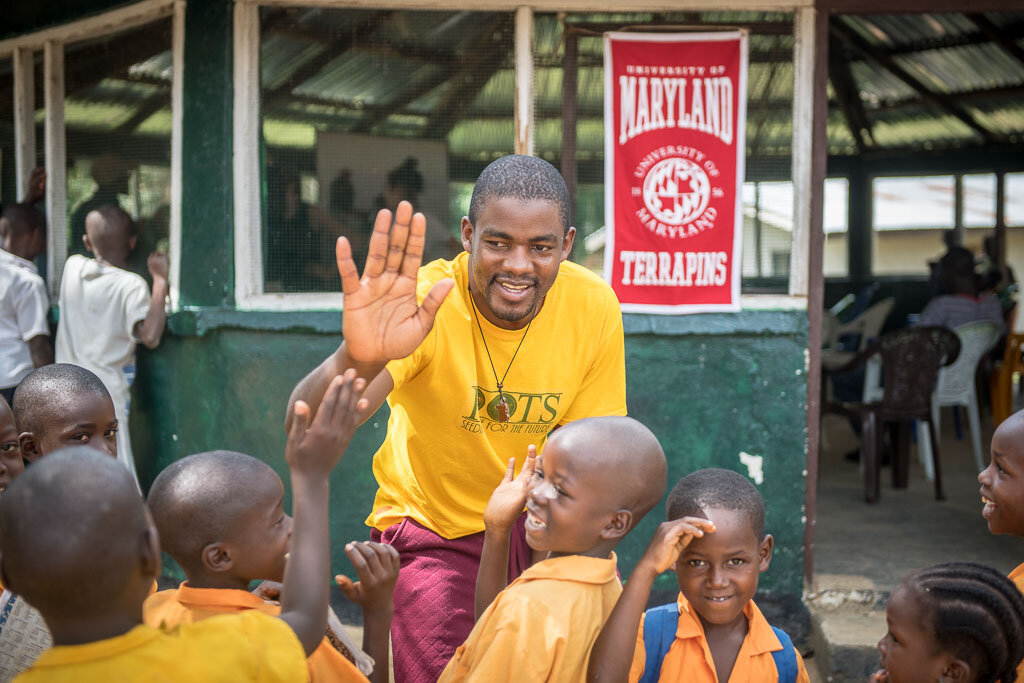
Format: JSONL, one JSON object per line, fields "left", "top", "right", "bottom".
{"left": 371, "top": 515, "right": 531, "bottom": 683}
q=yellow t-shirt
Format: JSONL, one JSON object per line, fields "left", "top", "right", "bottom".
{"left": 368, "top": 252, "right": 627, "bottom": 538}
{"left": 15, "top": 610, "right": 307, "bottom": 682}
{"left": 1010, "top": 562, "right": 1024, "bottom": 683}
{"left": 439, "top": 553, "right": 622, "bottom": 682}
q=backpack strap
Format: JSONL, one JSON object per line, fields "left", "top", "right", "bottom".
{"left": 769, "top": 626, "right": 799, "bottom": 683}
{"left": 638, "top": 603, "right": 679, "bottom": 683}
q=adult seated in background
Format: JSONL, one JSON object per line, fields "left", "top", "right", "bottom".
{"left": 918, "top": 247, "right": 1005, "bottom": 334}
{"left": 0, "top": 203, "right": 53, "bottom": 404}
{"left": 979, "top": 234, "right": 1017, "bottom": 316}
{"left": 928, "top": 230, "right": 974, "bottom": 298}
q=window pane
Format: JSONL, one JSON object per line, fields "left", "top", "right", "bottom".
{"left": 1008, "top": 173, "right": 1024, "bottom": 227}
{"left": 872, "top": 175, "right": 954, "bottom": 276}
{"left": 964, "top": 173, "right": 995, "bottom": 228}
{"left": 531, "top": 11, "right": 795, "bottom": 293}
{"left": 259, "top": 8, "right": 513, "bottom": 293}
{"left": 63, "top": 18, "right": 173, "bottom": 285}
{"left": 823, "top": 178, "right": 848, "bottom": 277}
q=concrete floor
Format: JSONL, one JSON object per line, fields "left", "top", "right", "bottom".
{"left": 808, "top": 410, "right": 1024, "bottom": 681}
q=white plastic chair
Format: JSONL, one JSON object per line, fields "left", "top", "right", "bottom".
{"left": 918, "top": 320, "right": 1002, "bottom": 478}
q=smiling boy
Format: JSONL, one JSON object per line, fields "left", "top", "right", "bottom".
{"left": 289, "top": 155, "right": 627, "bottom": 682}
{"left": 0, "top": 396, "right": 24, "bottom": 496}
{"left": 588, "top": 468, "right": 808, "bottom": 683}
{"left": 12, "top": 363, "right": 118, "bottom": 462}
{"left": 439, "top": 416, "right": 667, "bottom": 683}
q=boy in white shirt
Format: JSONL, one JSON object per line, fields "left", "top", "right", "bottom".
{"left": 55, "top": 204, "right": 168, "bottom": 482}
{"left": 0, "top": 204, "right": 53, "bottom": 404}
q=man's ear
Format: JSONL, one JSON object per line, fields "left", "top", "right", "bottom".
{"left": 18, "top": 432, "right": 42, "bottom": 463}
{"left": 460, "top": 216, "right": 474, "bottom": 253}
{"left": 560, "top": 226, "right": 576, "bottom": 262}
{"left": 128, "top": 235, "right": 138, "bottom": 252}
{"left": 757, "top": 534, "right": 774, "bottom": 572}
{"left": 201, "top": 542, "right": 234, "bottom": 573}
{"left": 601, "top": 509, "right": 633, "bottom": 541}
{"left": 83, "top": 233, "right": 94, "bottom": 254}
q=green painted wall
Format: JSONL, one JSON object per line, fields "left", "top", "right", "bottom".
{"left": 133, "top": 309, "right": 808, "bottom": 602}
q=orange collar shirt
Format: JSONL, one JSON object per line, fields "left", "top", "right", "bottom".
{"left": 15, "top": 609, "right": 306, "bottom": 682}
{"left": 1010, "top": 563, "right": 1024, "bottom": 683}
{"left": 439, "top": 553, "right": 622, "bottom": 682}
{"left": 370, "top": 252, "right": 627, "bottom": 539}
{"left": 628, "top": 594, "right": 810, "bottom": 683}
{"left": 143, "top": 583, "right": 368, "bottom": 683}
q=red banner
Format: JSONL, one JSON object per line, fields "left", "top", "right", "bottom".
{"left": 603, "top": 32, "right": 747, "bottom": 313}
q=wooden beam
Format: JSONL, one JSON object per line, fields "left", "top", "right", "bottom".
{"left": 513, "top": 6, "right": 533, "bottom": 155}
{"left": 262, "top": 11, "right": 393, "bottom": 110}
{"left": 830, "top": 18, "right": 1003, "bottom": 145}
{"left": 423, "top": 21, "right": 513, "bottom": 140}
{"left": 13, "top": 47, "right": 35, "bottom": 201}
{"left": 966, "top": 13, "right": 1024, "bottom": 68}
{"left": 561, "top": 30, "right": 578, "bottom": 225}
{"left": 350, "top": 14, "right": 507, "bottom": 134}
{"left": 44, "top": 40, "right": 66, "bottom": 297}
{"left": 820, "top": 0, "right": 1023, "bottom": 12}
{"left": 828, "top": 29, "right": 873, "bottom": 154}
{"left": 564, "top": 20, "right": 794, "bottom": 35}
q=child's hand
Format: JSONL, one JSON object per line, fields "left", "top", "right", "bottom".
{"left": 868, "top": 670, "right": 889, "bottom": 683}
{"left": 286, "top": 369, "right": 370, "bottom": 478}
{"left": 335, "top": 541, "right": 400, "bottom": 617}
{"left": 22, "top": 167, "right": 46, "bottom": 204}
{"left": 252, "top": 580, "right": 282, "bottom": 601}
{"left": 482, "top": 446, "right": 538, "bottom": 533}
{"left": 147, "top": 251, "right": 169, "bottom": 281}
{"left": 638, "top": 517, "right": 716, "bottom": 575}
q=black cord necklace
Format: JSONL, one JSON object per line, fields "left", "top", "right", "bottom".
{"left": 468, "top": 284, "right": 533, "bottom": 423}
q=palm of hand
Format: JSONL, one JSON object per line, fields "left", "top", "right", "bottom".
{"left": 342, "top": 273, "right": 427, "bottom": 362}
{"left": 483, "top": 479, "right": 530, "bottom": 530}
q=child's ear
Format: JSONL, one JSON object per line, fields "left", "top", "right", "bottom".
{"left": 140, "top": 526, "right": 161, "bottom": 579}
{"left": 83, "top": 234, "right": 94, "bottom": 254}
{"left": 601, "top": 509, "right": 633, "bottom": 541}
{"left": 944, "top": 658, "right": 971, "bottom": 683}
{"left": 129, "top": 235, "right": 138, "bottom": 252}
{"left": 18, "top": 432, "right": 41, "bottom": 463}
{"left": 757, "top": 534, "right": 774, "bottom": 572}
{"left": 201, "top": 543, "right": 234, "bottom": 573}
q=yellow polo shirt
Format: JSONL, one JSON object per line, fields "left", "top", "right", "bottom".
{"left": 1010, "top": 562, "right": 1024, "bottom": 683}
{"left": 15, "top": 610, "right": 306, "bottom": 682}
{"left": 144, "top": 583, "right": 368, "bottom": 682}
{"left": 368, "top": 252, "right": 627, "bottom": 538}
{"left": 439, "top": 553, "right": 622, "bottom": 682}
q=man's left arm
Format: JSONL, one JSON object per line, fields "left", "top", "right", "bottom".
{"left": 560, "top": 293, "right": 626, "bottom": 424}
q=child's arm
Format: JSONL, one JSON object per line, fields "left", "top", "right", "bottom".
{"left": 135, "top": 252, "right": 169, "bottom": 349}
{"left": 279, "top": 369, "right": 370, "bottom": 656}
{"left": 335, "top": 541, "right": 400, "bottom": 683}
{"left": 286, "top": 202, "right": 453, "bottom": 431}
{"left": 587, "top": 517, "right": 715, "bottom": 683}
{"left": 475, "top": 448, "right": 538, "bottom": 620}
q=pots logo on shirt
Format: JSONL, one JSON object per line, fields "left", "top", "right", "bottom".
{"left": 460, "top": 387, "right": 562, "bottom": 434}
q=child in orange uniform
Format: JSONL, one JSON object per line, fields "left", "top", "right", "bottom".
{"left": 439, "top": 416, "right": 667, "bottom": 683}
{"left": 978, "top": 408, "right": 1024, "bottom": 682}
{"left": 870, "top": 562, "right": 1024, "bottom": 683}
{"left": 2, "top": 371, "right": 369, "bottom": 682}
{"left": 589, "top": 468, "right": 808, "bottom": 683}
{"left": 145, "top": 449, "right": 397, "bottom": 683}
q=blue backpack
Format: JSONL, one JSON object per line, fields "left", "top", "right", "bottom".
{"left": 637, "top": 602, "right": 798, "bottom": 683}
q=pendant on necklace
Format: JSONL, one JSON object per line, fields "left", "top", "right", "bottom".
{"left": 496, "top": 395, "right": 511, "bottom": 423}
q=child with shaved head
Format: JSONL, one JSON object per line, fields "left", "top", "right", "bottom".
{"left": 439, "top": 416, "right": 667, "bottom": 682}
{"left": 56, "top": 204, "right": 168, "bottom": 483}
{"left": 1, "top": 371, "right": 369, "bottom": 682}
{"left": 589, "top": 468, "right": 808, "bottom": 683}
{"left": 12, "top": 363, "right": 118, "bottom": 463}
{"left": 145, "top": 449, "right": 398, "bottom": 682}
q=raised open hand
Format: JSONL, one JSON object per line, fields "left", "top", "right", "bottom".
{"left": 286, "top": 369, "right": 370, "bottom": 477}
{"left": 335, "top": 541, "right": 400, "bottom": 617}
{"left": 639, "top": 517, "right": 717, "bottom": 575}
{"left": 336, "top": 201, "right": 454, "bottom": 364}
{"left": 483, "top": 446, "right": 538, "bottom": 533}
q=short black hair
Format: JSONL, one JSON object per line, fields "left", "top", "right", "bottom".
{"left": 666, "top": 468, "right": 765, "bottom": 539}
{"left": 0, "top": 203, "right": 45, "bottom": 237}
{"left": 387, "top": 157, "right": 424, "bottom": 195}
{"left": 12, "top": 363, "right": 112, "bottom": 436}
{"left": 906, "top": 562, "right": 1024, "bottom": 682}
{"left": 467, "top": 155, "right": 571, "bottom": 232}
{"left": 147, "top": 450, "right": 279, "bottom": 576}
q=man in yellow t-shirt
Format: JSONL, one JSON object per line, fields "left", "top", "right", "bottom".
{"left": 289, "top": 155, "right": 626, "bottom": 683}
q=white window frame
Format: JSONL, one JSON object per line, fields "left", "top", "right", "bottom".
{"left": 0, "top": 0, "right": 185, "bottom": 309}
{"left": 233, "top": 0, "right": 814, "bottom": 311}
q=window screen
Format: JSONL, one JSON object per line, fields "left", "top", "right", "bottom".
{"left": 0, "top": 57, "right": 15, "bottom": 206}
{"left": 63, "top": 18, "right": 173, "bottom": 285}
{"left": 823, "top": 178, "right": 849, "bottom": 278}
{"left": 533, "top": 11, "right": 795, "bottom": 292}
{"left": 258, "top": 8, "right": 515, "bottom": 293}
{"left": 964, "top": 173, "right": 995, "bottom": 228}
